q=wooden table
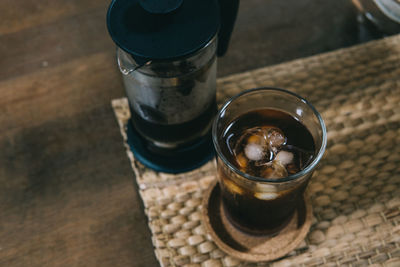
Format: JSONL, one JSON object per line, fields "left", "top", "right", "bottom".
{"left": 0, "top": 0, "right": 380, "bottom": 266}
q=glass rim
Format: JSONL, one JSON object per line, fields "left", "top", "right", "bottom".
{"left": 212, "top": 87, "right": 327, "bottom": 184}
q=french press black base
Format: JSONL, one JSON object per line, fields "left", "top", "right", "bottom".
{"left": 126, "top": 121, "right": 215, "bottom": 174}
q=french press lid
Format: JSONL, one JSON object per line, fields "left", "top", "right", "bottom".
{"left": 107, "top": 0, "right": 220, "bottom": 63}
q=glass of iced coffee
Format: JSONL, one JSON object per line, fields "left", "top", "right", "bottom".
{"left": 212, "top": 87, "right": 327, "bottom": 235}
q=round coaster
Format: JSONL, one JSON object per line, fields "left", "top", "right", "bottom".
{"left": 202, "top": 180, "right": 313, "bottom": 262}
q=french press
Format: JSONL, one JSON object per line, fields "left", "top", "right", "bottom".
{"left": 107, "top": 0, "right": 239, "bottom": 173}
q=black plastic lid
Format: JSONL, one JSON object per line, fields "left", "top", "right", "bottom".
{"left": 107, "top": 0, "right": 220, "bottom": 62}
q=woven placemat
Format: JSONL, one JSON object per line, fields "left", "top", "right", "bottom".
{"left": 112, "top": 34, "right": 400, "bottom": 267}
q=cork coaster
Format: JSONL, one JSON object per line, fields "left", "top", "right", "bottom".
{"left": 112, "top": 34, "right": 400, "bottom": 267}
{"left": 202, "top": 180, "right": 313, "bottom": 262}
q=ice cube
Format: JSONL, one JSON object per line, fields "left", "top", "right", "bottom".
{"left": 254, "top": 192, "right": 279, "bottom": 200}
{"left": 262, "top": 126, "right": 286, "bottom": 148}
{"left": 234, "top": 127, "right": 267, "bottom": 154}
{"left": 232, "top": 126, "right": 287, "bottom": 173}
{"left": 254, "top": 183, "right": 277, "bottom": 193}
{"left": 275, "top": 151, "right": 294, "bottom": 166}
{"left": 247, "top": 130, "right": 265, "bottom": 144}
{"left": 221, "top": 177, "right": 243, "bottom": 195}
{"left": 244, "top": 143, "right": 264, "bottom": 161}
{"left": 233, "top": 127, "right": 271, "bottom": 165}
{"left": 260, "top": 161, "right": 288, "bottom": 179}
{"left": 235, "top": 153, "right": 248, "bottom": 169}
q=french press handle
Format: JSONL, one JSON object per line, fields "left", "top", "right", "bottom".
{"left": 217, "top": 0, "right": 240, "bottom": 56}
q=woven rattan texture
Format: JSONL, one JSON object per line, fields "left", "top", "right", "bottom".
{"left": 112, "top": 35, "right": 400, "bottom": 267}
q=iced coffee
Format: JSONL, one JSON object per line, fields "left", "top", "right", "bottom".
{"left": 212, "top": 88, "right": 326, "bottom": 235}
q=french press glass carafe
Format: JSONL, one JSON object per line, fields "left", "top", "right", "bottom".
{"left": 107, "top": 0, "right": 239, "bottom": 173}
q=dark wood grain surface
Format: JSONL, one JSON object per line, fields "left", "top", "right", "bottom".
{"left": 0, "top": 0, "right": 378, "bottom": 266}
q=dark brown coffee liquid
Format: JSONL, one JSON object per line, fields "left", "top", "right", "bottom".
{"left": 130, "top": 98, "right": 217, "bottom": 150}
{"left": 218, "top": 108, "right": 315, "bottom": 234}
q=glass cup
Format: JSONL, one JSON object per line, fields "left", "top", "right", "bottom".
{"left": 212, "top": 87, "right": 327, "bottom": 235}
